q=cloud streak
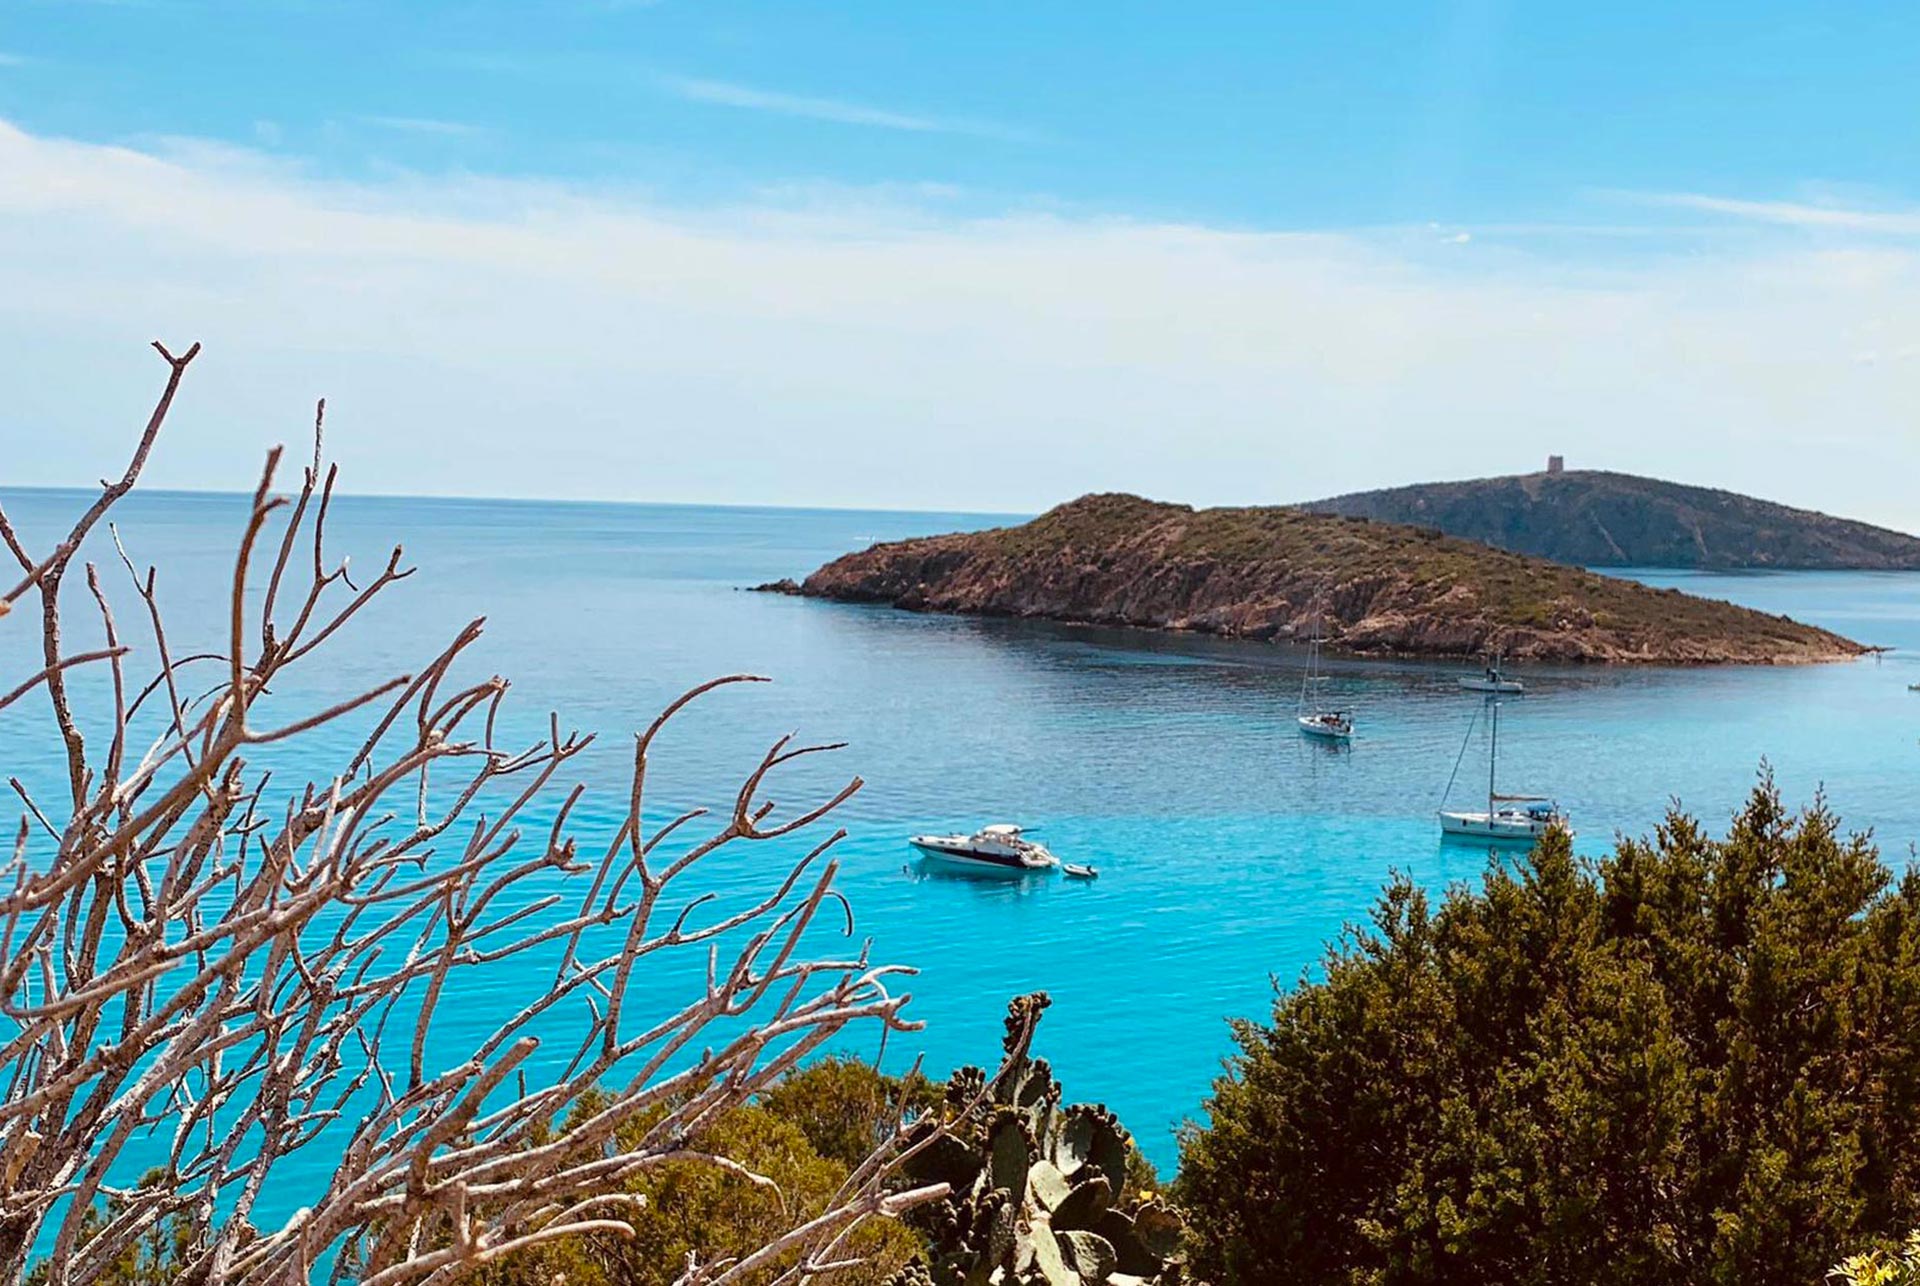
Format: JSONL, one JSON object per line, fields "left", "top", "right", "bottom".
{"left": 1637, "top": 191, "right": 1920, "bottom": 237}
{"left": 657, "top": 74, "right": 1033, "bottom": 141}
{"left": 354, "top": 114, "right": 489, "bottom": 138}
{"left": 0, "top": 118, "right": 1914, "bottom": 531}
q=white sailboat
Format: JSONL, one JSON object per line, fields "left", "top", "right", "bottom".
{"left": 1296, "top": 612, "right": 1352, "bottom": 741}
{"left": 1458, "top": 650, "right": 1524, "bottom": 694}
{"left": 1438, "top": 700, "right": 1565, "bottom": 842}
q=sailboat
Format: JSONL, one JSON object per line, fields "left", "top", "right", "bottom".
{"left": 1438, "top": 699, "right": 1565, "bottom": 842}
{"left": 1458, "top": 649, "right": 1524, "bottom": 694}
{"left": 1296, "top": 612, "right": 1353, "bottom": 741}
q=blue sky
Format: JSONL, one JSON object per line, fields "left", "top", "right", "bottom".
{"left": 10, "top": 1, "right": 1919, "bottom": 224}
{"left": 2, "top": 2, "right": 1919, "bottom": 523}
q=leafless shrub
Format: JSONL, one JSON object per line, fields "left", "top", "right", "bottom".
{"left": 0, "top": 344, "right": 952, "bottom": 1285}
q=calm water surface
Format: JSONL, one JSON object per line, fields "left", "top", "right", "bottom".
{"left": 3, "top": 487, "right": 1918, "bottom": 1191}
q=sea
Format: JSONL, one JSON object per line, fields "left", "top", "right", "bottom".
{"left": 2, "top": 486, "right": 1918, "bottom": 1201}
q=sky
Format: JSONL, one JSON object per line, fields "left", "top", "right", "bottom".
{"left": 2, "top": 1, "right": 1918, "bottom": 524}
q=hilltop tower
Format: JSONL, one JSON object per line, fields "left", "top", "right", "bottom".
{"left": 1546, "top": 454, "right": 1565, "bottom": 475}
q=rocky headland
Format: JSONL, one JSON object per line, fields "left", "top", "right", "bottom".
{"left": 760, "top": 493, "right": 1869, "bottom": 664}
{"left": 1303, "top": 468, "right": 1920, "bottom": 570}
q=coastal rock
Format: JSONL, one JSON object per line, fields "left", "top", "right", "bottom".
{"left": 769, "top": 493, "right": 1868, "bottom": 665}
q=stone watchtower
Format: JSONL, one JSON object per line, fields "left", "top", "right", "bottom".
{"left": 1546, "top": 454, "right": 1565, "bottom": 475}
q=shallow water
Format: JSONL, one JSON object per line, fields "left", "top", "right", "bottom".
{"left": 3, "top": 487, "right": 1917, "bottom": 1190}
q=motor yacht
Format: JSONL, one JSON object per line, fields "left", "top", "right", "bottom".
{"left": 909, "top": 824, "right": 1059, "bottom": 874}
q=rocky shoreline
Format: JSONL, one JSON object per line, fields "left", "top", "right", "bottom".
{"left": 758, "top": 494, "right": 1870, "bottom": 665}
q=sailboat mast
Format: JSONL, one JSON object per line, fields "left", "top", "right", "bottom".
{"left": 1299, "top": 616, "right": 1311, "bottom": 712}
{"left": 1487, "top": 699, "right": 1499, "bottom": 813}
{"left": 1300, "top": 609, "right": 1320, "bottom": 714}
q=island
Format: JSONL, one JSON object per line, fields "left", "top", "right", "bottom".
{"left": 1301, "top": 466, "right": 1920, "bottom": 570}
{"left": 759, "top": 493, "right": 1869, "bottom": 664}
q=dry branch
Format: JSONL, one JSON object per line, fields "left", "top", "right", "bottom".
{"left": 0, "top": 346, "right": 951, "bottom": 1286}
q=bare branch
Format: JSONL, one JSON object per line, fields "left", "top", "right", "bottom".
{"left": 0, "top": 345, "right": 950, "bottom": 1286}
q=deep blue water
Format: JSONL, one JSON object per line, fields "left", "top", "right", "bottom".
{"left": 3, "top": 486, "right": 1919, "bottom": 1196}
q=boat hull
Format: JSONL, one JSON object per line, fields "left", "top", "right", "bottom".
{"left": 1458, "top": 678, "right": 1524, "bottom": 693}
{"left": 1438, "top": 810, "right": 1552, "bottom": 843}
{"left": 1297, "top": 715, "right": 1351, "bottom": 740}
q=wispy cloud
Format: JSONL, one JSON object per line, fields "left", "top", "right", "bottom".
{"left": 0, "top": 117, "right": 1915, "bottom": 527}
{"left": 1637, "top": 191, "right": 1920, "bottom": 236}
{"left": 0, "top": 52, "right": 31, "bottom": 68}
{"left": 355, "top": 114, "right": 489, "bottom": 139}
{"left": 657, "top": 74, "right": 1034, "bottom": 141}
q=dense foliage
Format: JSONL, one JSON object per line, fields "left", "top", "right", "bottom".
{"left": 1833, "top": 1230, "right": 1920, "bottom": 1286}
{"left": 53, "top": 1029, "right": 1188, "bottom": 1286}
{"left": 52, "top": 1061, "right": 928, "bottom": 1286}
{"left": 1176, "top": 780, "right": 1920, "bottom": 1286}
{"left": 475, "top": 1059, "right": 932, "bottom": 1285}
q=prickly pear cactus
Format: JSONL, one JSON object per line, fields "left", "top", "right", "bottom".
{"left": 887, "top": 994, "right": 1202, "bottom": 1286}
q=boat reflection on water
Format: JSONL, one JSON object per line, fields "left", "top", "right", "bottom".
{"left": 901, "top": 861, "right": 1058, "bottom": 898}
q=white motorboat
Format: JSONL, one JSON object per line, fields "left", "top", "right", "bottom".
{"left": 909, "top": 824, "right": 1059, "bottom": 874}
{"left": 1297, "top": 612, "right": 1352, "bottom": 741}
{"left": 1438, "top": 699, "right": 1566, "bottom": 844}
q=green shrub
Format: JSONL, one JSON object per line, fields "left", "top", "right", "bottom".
{"left": 477, "top": 1065, "right": 928, "bottom": 1286}
{"left": 760, "top": 1056, "right": 942, "bottom": 1171}
{"left": 23, "top": 1176, "right": 200, "bottom": 1286}
{"left": 1833, "top": 1230, "right": 1920, "bottom": 1285}
{"left": 1176, "top": 779, "right": 1920, "bottom": 1286}
{"left": 50, "top": 1065, "right": 932, "bottom": 1286}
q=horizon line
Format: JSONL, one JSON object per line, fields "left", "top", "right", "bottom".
{"left": 0, "top": 480, "right": 1033, "bottom": 522}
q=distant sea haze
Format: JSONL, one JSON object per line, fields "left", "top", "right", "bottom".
{"left": 2, "top": 486, "right": 1917, "bottom": 1204}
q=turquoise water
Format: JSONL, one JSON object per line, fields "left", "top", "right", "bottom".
{"left": 3, "top": 487, "right": 1919, "bottom": 1193}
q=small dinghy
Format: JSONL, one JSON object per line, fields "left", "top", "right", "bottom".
{"left": 1062, "top": 863, "right": 1099, "bottom": 879}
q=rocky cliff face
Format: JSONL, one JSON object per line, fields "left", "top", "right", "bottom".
{"left": 1302, "top": 470, "right": 1920, "bottom": 570}
{"left": 765, "top": 494, "right": 1868, "bottom": 664}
